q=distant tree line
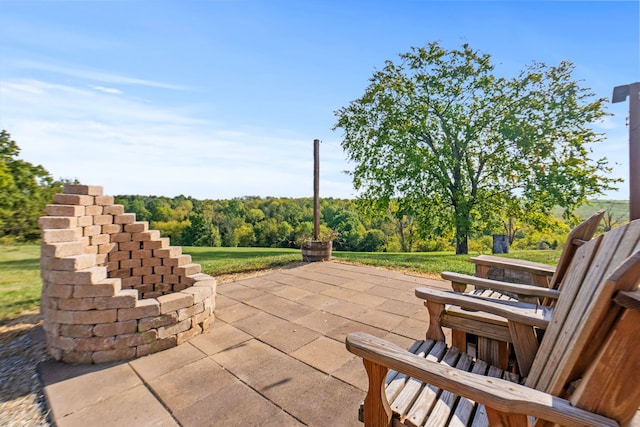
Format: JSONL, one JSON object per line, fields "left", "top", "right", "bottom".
{"left": 0, "top": 129, "right": 627, "bottom": 251}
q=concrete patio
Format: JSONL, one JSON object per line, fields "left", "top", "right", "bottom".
{"left": 38, "top": 261, "right": 451, "bottom": 427}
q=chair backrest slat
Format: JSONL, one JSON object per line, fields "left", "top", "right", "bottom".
{"left": 551, "top": 210, "right": 604, "bottom": 290}
{"left": 526, "top": 220, "right": 640, "bottom": 395}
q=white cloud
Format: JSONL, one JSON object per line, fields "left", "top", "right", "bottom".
{"left": 91, "top": 85, "right": 123, "bottom": 95}
{"left": 8, "top": 59, "right": 188, "bottom": 90}
{"left": 0, "top": 77, "right": 355, "bottom": 199}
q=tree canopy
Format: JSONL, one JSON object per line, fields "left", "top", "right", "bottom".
{"left": 334, "top": 42, "right": 619, "bottom": 254}
{"left": 0, "top": 130, "right": 64, "bottom": 241}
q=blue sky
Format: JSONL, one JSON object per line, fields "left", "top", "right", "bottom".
{"left": 0, "top": 1, "right": 638, "bottom": 200}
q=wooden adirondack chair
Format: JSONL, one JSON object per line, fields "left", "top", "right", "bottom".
{"left": 442, "top": 210, "right": 604, "bottom": 369}
{"left": 346, "top": 219, "right": 640, "bottom": 427}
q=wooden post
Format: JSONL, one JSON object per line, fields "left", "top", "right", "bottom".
{"left": 314, "top": 139, "right": 320, "bottom": 240}
{"left": 612, "top": 82, "right": 640, "bottom": 220}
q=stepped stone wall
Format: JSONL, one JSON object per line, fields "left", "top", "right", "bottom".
{"left": 39, "top": 184, "right": 216, "bottom": 364}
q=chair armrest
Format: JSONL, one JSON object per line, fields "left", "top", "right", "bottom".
{"left": 346, "top": 332, "right": 618, "bottom": 427}
{"left": 442, "top": 272, "right": 561, "bottom": 300}
{"left": 415, "top": 287, "right": 552, "bottom": 329}
{"left": 470, "top": 254, "right": 556, "bottom": 276}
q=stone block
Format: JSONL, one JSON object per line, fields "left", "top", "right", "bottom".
{"left": 162, "top": 254, "right": 192, "bottom": 267}
{"left": 91, "top": 234, "right": 110, "bottom": 246}
{"left": 45, "top": 284, "right": 74, "bottom": 299}
{"left": 177, "top": 302, "right": 204, "bottom": 321}
{"left": 155, "top": 246, "right": 182, "bottom": 258}
{"left": 142, "top": 274, "right": 162, "bottom": 285}
{"left": 118, "top": 241, "right": 141, "bottom": 251}
{"left": 50, "top": 254, "right": 96, "bottom": 271}
{"left": 93, "top": 320, "right": 138, "bottom": 337}
{"left": 144, "top": 291, "right": 163, "bottom": 299}
{"left": 43, "top": 307, "right": 75, "bottom": 324}
{"left": 164, "top": 275, "right": 179, "bottom": 285}
{"left": 118, "top": 298, "right": 160, "bottom": 321}
{"left": 136, "top": 336, "right": 177, "bottom": 356}
{"left": 49, "top": 267, "right": 107, "bottom": 286}
{"left": 153, "top": 265, "right": 171, "bottom": 275}
{"left": 93, "top": 214, "right": 113, "bottom": 225}
{"left": 73, "top": 278, "right": 120, "bottom": 298}
{"left": 131, "top": 249, "right": 152, "bottom": 259}
{"left": 58, "top": 298, "right": 97, "bottom": 311}
{"left": 172, "top": 283, "right": 188, "bottom": 292}
{"left": 104, "top": 204, "right": 125, "bottom": 215}
{"left": 142, "top": 257, "right": 162, "bottom": 268}
{"left": 121, "top": 276, "right": 142, "bottom": 288}
{"left": 95, "top": 290, "right": 138, "bottom": 309}
{"left": 41, "top": 242, "right": 83, "bottom": 258}
{"left": 114, "top": 213, "right": 136, "bottom": 224}
{"left": 132, "top": 230, "right": 160, "bottom": 242}
{"left": 111, "top": 232, "right": 132, "bottom": 243}
{"left": 95, "top": 195, "right": 115, "bottom": 206}
{"left": 70, "top": 309, "right": 117, "bottom": 325}
{"left": 74, "top": 336, "right": 116, "bottom": 352}
{"left": 51, "top": 335, "right": 77, "bottom": 351}
{"left": 83, "top": 225, "right": 102, "bottom": 237}
{"left": 102, "top": 224, "right": 121, "bottom": 234}
{"left": 143, "top": 238, "right": 169, "bottom": 250}
{"left": 77, "top": 215, "right": 93, "bottom": 227}
{"left": 114, "top": 331, "right": 157, "bottom": 348}
{"left": 39, "top": 216, "right": 77, "bottom": 229}
{"left": 157, "top": 318, "right": 191, "bottom": 339}
{"left": 155, "top": 283, "right": 171, "bottom": 293}
{"left": 109, "top": 250, "right": 131, "bottom": 262}
{"left": 53, "top": 193, "right": 94, "bottom": 206}
{"left": 175, "top": 264, "right": 201, "bottom": 277}
{"left": 95, "top": 254, "right": 108, "bottom": 265}
{"left": 177, "top": 324, "right": 202, "bottom": 345}
{"left": 63, "top": 184, "right": 103, "bottom": 196}
{"left": 45, "top": 204, "right": 84, "bottom": 217}
{"left": 42, "top": 228, "right": 82, "bottom": 244}
{"left": 60, "top": 324, "right": 94, "bottom": 338}
{"left": 138, "top": 312, "right": 179, "bottom": 331}
{"left": 120, "top": 258, "right": 142, "bottom": 269}
{"left": 182, "top": 285, "right": 212, "bottom": 302}
{"left": 124, "top": 222, "right": 148, "bottom": 233}
{"left": 92, "top": 347, "right": 136, "bottom": 364}
{"left": 157, "top": 292, "right": 194, "bottom": 314}
{"left": 132, "top": 266, "right": 153, "bottom": 276}
{"left": 200, "top": 313, "right": 215, "bottom": 331}
{"left": 111, "top": 268, "right": 132, "bottom": 279}
{"left": 105, "top": 261, "right": 119, "bottom": 272}
{"left": 85, "top": 205, "right": 104, "bottom": 216}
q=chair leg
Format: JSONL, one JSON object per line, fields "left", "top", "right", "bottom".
{"left": 362, "top": 359, "right": 392, "bottom": 427}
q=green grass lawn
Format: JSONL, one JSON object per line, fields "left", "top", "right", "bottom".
{"left": 0, "top": 245, "right": 43, "bottom": 323}
{"left": 0, "top": 244, "right": 561, "bottom": 322}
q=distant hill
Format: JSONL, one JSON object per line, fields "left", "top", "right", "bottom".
{"left": 551, "top": 200, "right": 630, "bottom": 225}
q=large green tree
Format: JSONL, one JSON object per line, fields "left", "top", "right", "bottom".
{"left": 334, "top": 42, "right": 618, "bottom": 254}
{"left": 0, "top": 130, "right": 64, "bottom": 241}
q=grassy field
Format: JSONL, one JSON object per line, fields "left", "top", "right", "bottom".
{"left": 0, "top": 244, "right": 561, "bottom": 323}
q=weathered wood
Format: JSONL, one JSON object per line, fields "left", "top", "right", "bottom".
{"left": 508, "top": 320, "right": 539, "bottom": 377}
{"left": 569, "top": 302, "right": 640, "bottom": 426}
{"left": 416, "top": 288, "right": 552, "bottom": 329}
{"left": 346, "top": 333, "right": 618, "bottom": 427}
{"left": 441, "top": 272, "right": 561, "bottom": 299}
{"left": 477, "top": 336, "right": 509, "bottom": 371}
{"left": 347, "top": 217, "right": 640, "bottom": 427}
{"left": 363, "top": 358, "right": 392, "bottom": 427}
{"left": 425, "top": 301, "right": 446, "bottom": 342}
{"left": 470, "top": 254, "right": 555, "bottom": 282}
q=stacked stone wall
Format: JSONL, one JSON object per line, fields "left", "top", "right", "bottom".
{"left": 39, "top": 184, "right": 216, "bottom": 364}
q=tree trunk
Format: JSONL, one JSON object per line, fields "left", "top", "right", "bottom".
{"left": 456, "top": 235, "right": 468, "bottom": 255}
{"left": 454, "top": 200, "right": 471, "bottom": 255}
